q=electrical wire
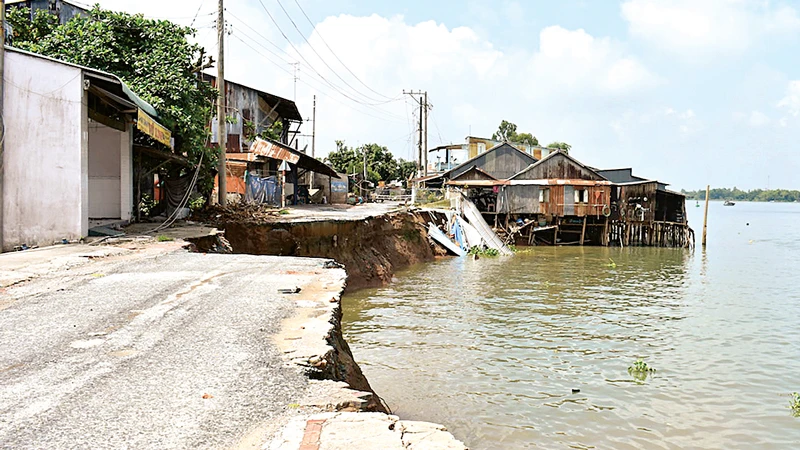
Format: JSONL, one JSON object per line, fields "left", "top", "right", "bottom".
{"left": 254, "top": 0, "right": 400, "bottom": 109}
{"left": 230, "top": 34, "right": 406, "bottom": 124}
{"left": 190, "top": 1, "right": 208, "bottom": 27}
{"left": 144, "top": 151, "right": 205, "bottom": 234}
{"left": 275, "top": 0, "right": 391, "bottom": 104}
{"left": 225, "top": 11, "right": 405, "bottom": 119}
{"left": 290, "top": 0, "right": 394, "bottom": 101}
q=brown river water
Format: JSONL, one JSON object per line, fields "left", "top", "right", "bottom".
{"left": 342, "top": 201, "right": 800, "bottom": 449}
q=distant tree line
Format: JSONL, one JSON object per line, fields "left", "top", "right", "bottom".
{"left": 682, "top": 187, "right": 800, "bottom": 202}
{"left": 325, "top": 141, "right": 417, "bottom": 190}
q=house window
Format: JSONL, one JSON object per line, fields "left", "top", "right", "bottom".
{"left": 574, "top": 189, "right": 588, "bottom": 203}
{"left": 477, "top": 143, "right": 486, "bottom": 154}
{"left": 539, "top": 188, "right": 550, "bottom": 203}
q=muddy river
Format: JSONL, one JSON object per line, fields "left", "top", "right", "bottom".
{"left": 343, "top": 201, "right": 800, "bottom": 449}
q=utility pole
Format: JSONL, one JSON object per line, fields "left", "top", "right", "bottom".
{"left": 418, "top": 96, "right": 423, "bottom": 177}
{"left": 1, "top": 0, "right": 6, "bottom": 251}
{"left": 423, "top": 92, "right": 428, "bottom": 176}
{"left": 310, "top": 95, "right": 316, "bottom": 188}
{"left": 702, "top": 185, "right": 710, "bottom": 247}
{"left": 216, "top": 0, "right": 227, "bottom": 206}
{"left": 403, "top": 90, "right": 428, "bottom": 204}
{"left": 290, "top": 62, "right": 299, "bottom": 101}
{"left": 403, "top": 90, "right": 429, "bottom": 177}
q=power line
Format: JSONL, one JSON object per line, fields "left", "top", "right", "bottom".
{"left": 190, "top": 1, "right": 208, "bottom": 27}
{"left": 254, "top": 0, "right": 398, "bottom": 108}
{"left": 225, "top": 10, "right": 404, "bottom": 121}
{"left": 291, "top": 0, "right": 394, "bottom": 101}
{"left": 227, "top": 17, "right": 406, "bottom": 121}
{"left": 230, "top": 34, "right": 406, "bottom": 124}
{"left": 229, "top": 31, "right": 404, "bottom": 122}
{"left": 275, "top": 0, "right": 390, "bottom": 104}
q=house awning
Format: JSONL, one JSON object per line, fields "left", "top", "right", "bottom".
{"left": 508, "top": 179, "right": 612, "bottom": 186}
{"left": 247, "top": 138, "right": 338, "bottom": 177}
{"left": 446, "top": 180, "right": 510, "bottom": 187}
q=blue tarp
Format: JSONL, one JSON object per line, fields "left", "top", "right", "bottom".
{"left": 450, "top": 216, "right": 468, "bottom": 250}
{"left": 245, "top": 173, "right": 280, "bottom": 206}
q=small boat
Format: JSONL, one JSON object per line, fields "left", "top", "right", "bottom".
{"left": 724, "top": 200, "right": 735, "bottom": 206}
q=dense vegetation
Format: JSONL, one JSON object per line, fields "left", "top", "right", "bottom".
{"left": 7, "top": 5, "right": 218, "bottom": 194}
{"left": 681, "top": 188, "right": 800, "bottom": 202}
{"left": 324, "top": 140, "right": 417, "bottom": 188}
{"left": 492, "top": 120, "right": 571, "bottom": 153}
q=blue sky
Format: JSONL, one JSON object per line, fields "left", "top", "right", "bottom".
{"left": 94, "top": 0, "right": 800, "bottom": 190}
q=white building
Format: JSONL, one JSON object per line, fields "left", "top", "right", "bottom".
{"left": 1, "top": 47, "right": 168, "bottom": 251}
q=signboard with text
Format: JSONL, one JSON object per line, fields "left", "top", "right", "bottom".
{"left": 137, "top": 109, "right": 172, "bottom": 147}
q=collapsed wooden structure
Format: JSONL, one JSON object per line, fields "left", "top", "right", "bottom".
{"left": 439, "top": 147, "right": 693, "bottom": 248}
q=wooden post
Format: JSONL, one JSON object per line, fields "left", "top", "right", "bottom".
{"left": 702, "top": 185, "right": 710, "bottom": 246}
{"left": 603, "top": 217, "right": 609, "bottom": 246}
{"left": 580, "top": 216, "right": 587, "bottom": 245}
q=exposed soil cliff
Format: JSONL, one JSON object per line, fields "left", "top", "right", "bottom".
{"left": 215, "top": 211, "right": 446, "bottom": 291}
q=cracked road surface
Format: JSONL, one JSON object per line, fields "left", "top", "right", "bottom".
{"left": 0, "top": 251, "right": 331, "bottom": 449}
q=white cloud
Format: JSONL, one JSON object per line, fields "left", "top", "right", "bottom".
{"left": 778, "top": 80, "right": 800, "bottom": 116}
{"left": 525, "top": 26, "right": 660, "bottom": 97}
{"left": 748, "top": 110, "right": 771, "bottom": 127}
{"left": 612, "top": 107, "right": 700, "bottom": 142}
{"left": 621, "top": 0, "right": 800, "bottom": 56}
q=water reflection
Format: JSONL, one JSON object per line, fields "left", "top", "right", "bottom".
{"left": 343, "top": 202, "right": 800, "bottom": 449}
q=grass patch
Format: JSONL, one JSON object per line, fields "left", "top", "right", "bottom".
{"left": 628, "top": 359, "right": 657, "bottom": 382}
{"left": 401, "top": 228, "right": 421, "bottom": 242}
{"left": 468, "top": 247, "right": 500, "bottom": 257}
{"left": 156, "top": 235, "right": 174, "bottom": 242}
{"left": 419, "top": 199, "right": 451, "bottom": 209}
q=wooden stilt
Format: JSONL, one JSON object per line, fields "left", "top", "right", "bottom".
{"left": 580, "top": 216, "right": 587, "bottom": 245}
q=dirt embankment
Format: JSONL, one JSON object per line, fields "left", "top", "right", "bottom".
{"left": 213, "top": 211, "right": 445, "bottom": 291}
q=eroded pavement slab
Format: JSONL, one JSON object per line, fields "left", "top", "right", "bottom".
{"left": 266, "top": 412, "right": 467, "bottom": 450}
{"left": 0, "top": 250, "right": 344, "bottom": 449}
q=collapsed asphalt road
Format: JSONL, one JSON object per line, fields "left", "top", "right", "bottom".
{"left": 0, "top": 251, "right": 333, "bottom": 449}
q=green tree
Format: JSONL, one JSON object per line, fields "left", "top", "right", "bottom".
{"left": 491, "top": 120, "right": 539, "bottom": 146}
{"left": 397, "top": 159, "right": 418, "bottom": 181}
{"left": 8, "top": 5, "right": 218, "bottom": 194}
{"left": 547, "top": 141, "right": 572, "bottom": 153}
{"left": 325, "top": 141, "right": 416, "bottom": 189}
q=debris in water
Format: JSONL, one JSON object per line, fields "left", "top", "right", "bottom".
{"left": 279, "top": 287, "right": 301, "bottom": 294}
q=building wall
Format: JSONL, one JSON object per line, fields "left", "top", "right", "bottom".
{"left": 2, "top": 51, "right": 86, "bottom": 249}
{"left": 536, "top": 185, "right": 611, "bottom": 217}
{"left": 513, "top": 153, "right": 605, "bottom": 181}
{"left": 466, "top": 137, "right": 553, "bottom": 160}
{"left": 451, "top": 144, "right": 537, "bottom": 181}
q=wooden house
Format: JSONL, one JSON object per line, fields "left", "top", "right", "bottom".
{"left": 498, "top": 151, "right": 612, "bottom": 245}
{"left": 427, "top": 142, "right": 537, "bottom": 189}
{"left": 504, "top": 151, "right": 612, "bottom": 217}
{"left": 596, "top": 168, "right": 690, "bottom": 247}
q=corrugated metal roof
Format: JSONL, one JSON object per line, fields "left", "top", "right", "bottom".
{"left": 5, "top": 46, "right": 160, "bottom": 118}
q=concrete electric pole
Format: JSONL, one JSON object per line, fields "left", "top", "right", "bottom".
{"left": 1, "top": 0, "right": 6, "bottom": 251}
{"left": 402, "top": 90, "right": 429, "bottom": 178}
{"left": 216, "top": 0, "right": 227, "bottom": 206}
{"left": 423, "top": 91, "right": 428, "bottom": 177}
{"left": 310, "top": 94, "right": 316, "bottom": 188}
